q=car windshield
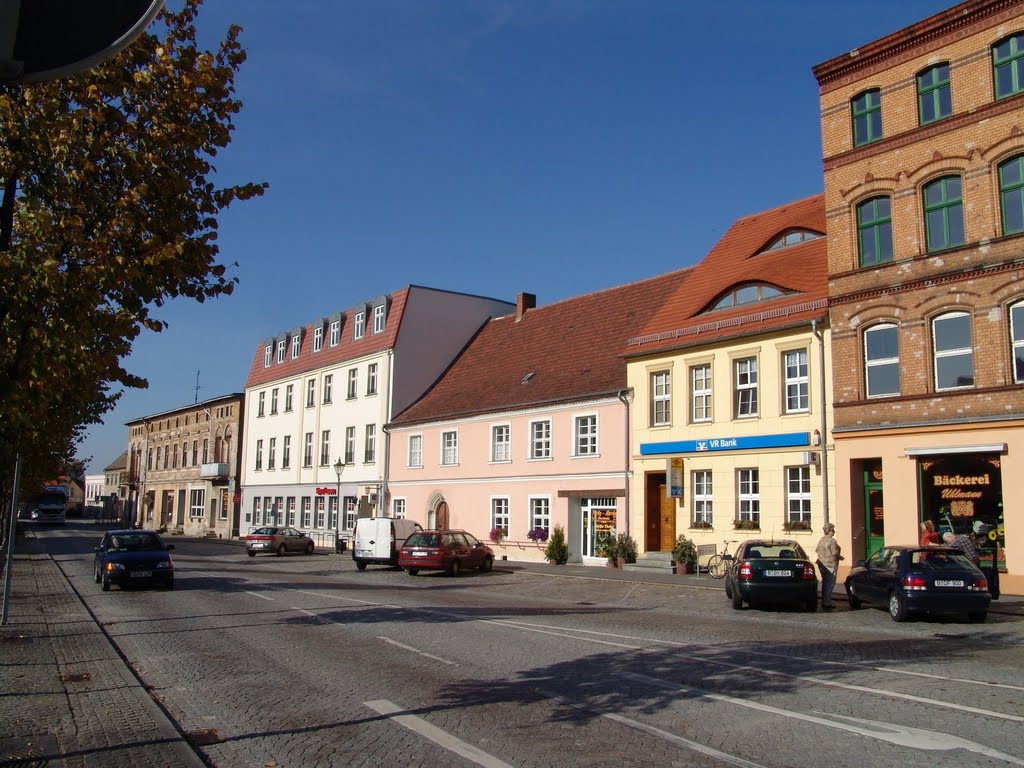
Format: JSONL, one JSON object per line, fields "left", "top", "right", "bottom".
{"left": 744, "top": 543, "right": 807, "bottom": 559}
{"left": 911, "top": 550, "right": 978, "bottom": 570}
{"left": 108, "top": 534, "right": 162, "bottom": 551}
{"left": 252, "top": 527, "right": 279, "bottom": 535}
{"left": 405, "top": 533, "right": 440, "bottom": 547}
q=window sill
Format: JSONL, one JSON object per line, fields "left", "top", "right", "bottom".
{"left": 489, "top": 459, "right": 512, "bottom": 465}
{"left": 527, "top": 456, "right": 553, "bottom": 463}
{"left": 571, "top": 453, "right": 600, "bottom": 459}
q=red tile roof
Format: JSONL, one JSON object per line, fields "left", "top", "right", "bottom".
{"left": 391, "top": 268, "right": 693, "bottom": 426}
{"left": 625, "top": 194, "right": 828, "bottom": 356}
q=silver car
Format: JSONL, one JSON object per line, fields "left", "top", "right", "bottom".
{"left": 245, "top": 526, "right": 314, "bottom": 557}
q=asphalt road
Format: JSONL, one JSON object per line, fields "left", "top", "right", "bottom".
{"left": 32, "top": 524, "right": 1024, "bottom": 768}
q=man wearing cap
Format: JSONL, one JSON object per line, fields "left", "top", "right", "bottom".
{"left": 815, "top": 523, "right": 843, "bottom": 610}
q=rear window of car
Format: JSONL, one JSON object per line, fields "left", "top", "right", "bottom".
{"left": 743, "top": 544, "right": 807, "bottom": 559}
{"left": 911, "top": 551, "right": 978, "bottom": 570}
{"left": 252, "top": 527, "right": 278, "bottom": 535}
{"left": 405, "top": 533, "right": 439, "bottom": 547}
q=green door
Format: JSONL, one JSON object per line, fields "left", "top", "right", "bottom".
{"left": 863, "top": 459, "right": 885, "bottom": 559}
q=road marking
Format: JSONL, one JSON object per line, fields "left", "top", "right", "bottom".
{"left": 480, "top": 619, "right": 644, "bottom": 650}
{"left": 376, "top": 636, "right": 457, "bottom": 665}
{"left": 365, "top": 699, "right": 512, "bottom": 768}
{"left": 242, "top": 590, "right": 274, "bottom": 601}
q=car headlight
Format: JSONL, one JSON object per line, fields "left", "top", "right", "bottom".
{"left": 155, "top": 560, "right": 173, "bottom": 570}
{"left": 105, "top": 562, "right": 126, "bottom": 572}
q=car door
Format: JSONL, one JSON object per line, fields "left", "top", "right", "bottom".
{"left": 285, "top": 528, "right": 302, "bottom": 552}
{"left": 861, "top": 548, "right": 893, "bottom": 603}
{"left": 463, "top": 534, "right": 486, "bottom": 568}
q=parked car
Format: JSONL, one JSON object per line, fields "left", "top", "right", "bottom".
{"left": 245, "top": 526, "right": 314, "bottom": 557}
{"left": 352, "top": 518, "right": 423, "bottom": 570}
{"left": 844, "top": 545, "right": 991, "bottom": 622}
{"left": 94, "top": 529, "right": 175, "bottom": 591}
{"left": 398, "top": 530, "right": 494, "bottom": 576}
{"left": 724, "top": 539, "right": 817, "bottom": 611}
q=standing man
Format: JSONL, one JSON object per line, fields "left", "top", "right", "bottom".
{"left": 815, "top": 523, "right": 843, "bottom": 610}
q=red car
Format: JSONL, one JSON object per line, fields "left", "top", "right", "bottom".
{"left": 398, "top": 530, "right": 494, "bottom": 576}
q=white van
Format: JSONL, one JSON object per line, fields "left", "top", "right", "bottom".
{"left": 352, "top": 518, "right": 423, "bottom": 570}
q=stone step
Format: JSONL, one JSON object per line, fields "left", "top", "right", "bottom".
{"left": 623, "top": 552, "right": 674, "bottom": 572}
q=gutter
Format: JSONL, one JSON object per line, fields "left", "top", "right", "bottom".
{"left": 811, "top": 319, "right": 831, "bottom": 526}
{"left": 617, "top": 389, "right": 631, "bottom": 537}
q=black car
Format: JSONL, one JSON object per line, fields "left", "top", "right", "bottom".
{"left": 94, "top": 529, "right": 175, "bottom": 591}
{"left": 844, "top": 546, "right": 991, "bottom": 622}
{"left": 724, "top": 539, "right": 818, "bottom": 611}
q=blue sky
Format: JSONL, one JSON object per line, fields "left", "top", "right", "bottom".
{"left": 79, "top": 0, "right": 954, "bottom": 473}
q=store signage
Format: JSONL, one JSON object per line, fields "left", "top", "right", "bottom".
{"left": 640, "top": 432, "right": 809, "bottom": 456}
{"left": 667, "top": 457, "right": 684, "bottom": 498}
{"left": 315, "top": 487, "right": 337, "bottom": 495}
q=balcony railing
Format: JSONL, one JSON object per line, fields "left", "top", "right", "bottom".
{"left": 200, "top": 462, "right": 228, "bottom": 479}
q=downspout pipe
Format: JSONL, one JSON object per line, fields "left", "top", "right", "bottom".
{"left": 617, "top": 389, "right": 631, "bottom": 536}
{"left": 811, "top": 319, "right": 830, "bottom": 527}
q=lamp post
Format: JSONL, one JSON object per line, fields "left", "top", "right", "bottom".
{"left": 333, "top": 457, "right": 345, "bottom": 552}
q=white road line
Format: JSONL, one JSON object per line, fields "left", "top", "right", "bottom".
{"left": 480, "top": 618, "right": 644, "bottom": 649}
{"left": 365, "top": 699, "right": 512, "bottom": 768}
{"left": 242, "top": 590, "right": 273, "bottom": 601}
{"left": 376, "top": 636, "right": 457, "bottom": 665}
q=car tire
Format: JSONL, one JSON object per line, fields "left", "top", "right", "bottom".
{"left": 968, "top": 611, "right": 987, "bottom": 623}
{"left": 448, "top": 559, "right": 461, "bottom": 577}
{"left": 480, "top": 556, "right": 493, "bottom": 573}
{"left": 247, "top": 551, "right": 256, "bottom": 557}
{"left": 888, "top": 591, "right": 909, "bottom": 622}
{"left": 276, "top": 544, "right": 286, "bottom": 557}
{"left": 724, "top": 576, "right": 733, "bottom": 600}
{"left": 845, "top": 582, "right": 862, "bottom": 609}
{"left": 305, "top": 542, "right": 314, "bottom": 555}
{"left": 164, "top": 579, "right": 174, "bottom": 591}
{"left": 804, "top": 599, "right": 817, "bottom": 612}
{"left": 406, "top": 568, "right": 419, "bottom": 576}
{"left": 731, "top": 588, "right": 744, "bottom": 610}
{"left": 94, "top": 566, "right": 101, "bottom": 584}
{"left": 356, "top": 560, "right": 367, "bottom": 571}
{"left": 101, "top": 576, "right": 111, "bottom": 592}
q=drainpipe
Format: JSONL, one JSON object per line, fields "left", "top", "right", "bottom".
{"left": 617, "top": 389, "right": 631, "bottom": 536}
{"left": 381, "top": 423, "right": 390, "bottom": 519}
{"left": 811, "top": 320, "right": 830, "bottom": 527}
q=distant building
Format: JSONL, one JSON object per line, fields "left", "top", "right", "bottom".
{"left": 103, "top": 450, "right": 129, "bottom": 504}
{"left": 84, "top": 473, "right": 104, "bottom": 507}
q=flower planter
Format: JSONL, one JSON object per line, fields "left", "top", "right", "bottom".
{"left": 675, "top": 562, "right": 694, "bottom": 575}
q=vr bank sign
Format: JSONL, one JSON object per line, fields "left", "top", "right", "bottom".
{"left": 640, "top": 432, "right": 810, "bottom": 456}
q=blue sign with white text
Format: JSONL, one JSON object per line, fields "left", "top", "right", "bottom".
{"left": 640, "top": 432, "right": 809, "bottom": 456}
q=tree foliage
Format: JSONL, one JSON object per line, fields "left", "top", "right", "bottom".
{"left": 0, "top": 0, "right": 265, "bottom": 500}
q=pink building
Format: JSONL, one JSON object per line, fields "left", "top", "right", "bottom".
{"left": 386, "top": 273, "right": 690, "bottom": 565}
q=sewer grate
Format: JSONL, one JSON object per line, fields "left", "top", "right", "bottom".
{"left": 185, "top": 728, "right": 223, "bottom": 746}
{"left": 58, "top": 672, "right": 93, "bottom": 683}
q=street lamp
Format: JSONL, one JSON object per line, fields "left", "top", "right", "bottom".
{"left": 333, "top": 458, "right": 346, "bottom": 551}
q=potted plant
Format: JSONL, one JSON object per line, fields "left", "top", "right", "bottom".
{"left": 544, "top": 524, "right": 570, "bottom": 565}
{"left": 734, "top": 518, "right": 759, "bottom": 531}
{"left": 690, "top": 519, "right": 713, "bottom": 530}
{"left": 671, "top": 534, "right": 698, "bottom": 574}
{"left": 526, "top": 526, "right": 549, "bottom": 543}
{"left": 782, "top": 519, "right": 811, "bottom": 532}
{"left": 614, "top": 531, "right": 638, "bottom": 567}
{"left": 598, "top": 532, "right": 619, "bottom": 567}
{"left": 489, "top": 527, "right": 507, "bottom": 544}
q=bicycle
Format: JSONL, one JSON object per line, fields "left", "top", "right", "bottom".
{"left": 706, "top": 539, "right": 736, "bottom": 579}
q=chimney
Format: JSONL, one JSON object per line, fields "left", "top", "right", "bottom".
{"left": 516, "top": 292, "right": 536, "bottom": 321}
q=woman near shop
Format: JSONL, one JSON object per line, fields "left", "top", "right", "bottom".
{"left": 920, "top": 519, "right": 941, "bottom": 547}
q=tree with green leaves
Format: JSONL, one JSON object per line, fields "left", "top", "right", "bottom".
{"left": 0, "top": 0, "right": 265, "bottom": 506}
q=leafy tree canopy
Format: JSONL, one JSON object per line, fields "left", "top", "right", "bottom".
{"left": 0, "top": 0, "right": 266, "bottom": 501}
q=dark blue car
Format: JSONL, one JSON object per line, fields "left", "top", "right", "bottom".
{"left": 94, "top": 529, "right": 175, "bottom": 591}
{"left": 844, "top": 546, "right": 991, "bottom": 622}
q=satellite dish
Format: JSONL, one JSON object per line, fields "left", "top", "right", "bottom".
{"left": 0, "top": 0, "right": 165, "bottom": 83}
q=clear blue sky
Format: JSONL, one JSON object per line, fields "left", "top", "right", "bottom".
{"left": 79, "top": 0, "right": 954, "bottom": 474}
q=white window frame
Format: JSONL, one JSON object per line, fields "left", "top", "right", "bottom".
{"left": 270, "top": 388, "right": 278, "bottom": 415}
{"left": 529, "top": 496, "right": 551, "bottom": 534}
{"left": 268, "top": 437, "right": 276, "bottom": 470}
{"left": 392, "top": 498, "right": 406, "bottom": 519}
{"left": 345, "top": 427, "right": 356, "bottom": 464}
{"left": 408, "top": 434, "right": 423, "bottom": 468}
{"left": 783, "top": 349, "right": 809, "bottom": 413}
{"left": 303, "top": 432, "right": 313, "bottom": 468}
{"left": 734, "top": 357, "right": 758, "bottom": 418}
{"left": 491, "top": 424, "right": 511, "bottom": 462}
{"left": 864, "top": 323, "right": 900, "bottom": 398}
{"left": 285, "top": 384, "right": 294, "bottom": 412}
{"left": 301, "top": 497, "right": 312, "bottom": 528}
{"left": 276, "top": 339, "right": 286, "bottom": 364}
{"left": 329, "top": 319, "right": 340, "bottom": 347}
{"left": 1011, "top": 301, "right": 1024, "bottom": 384}
{"left": 257, "top": 391, "right": 265, "bottom": 418}
{"left": 315, "top": 497, "right": 326, "bottom": 529}
{"left": 306, "top": 379, "right": 316, "bottom": 408}
{"left": 323, "top": 374, "right": 333, "bottom": 404}
{"left": 651, "top": 370, "right": 671, "bottom": 426}
{"left": 786, "top": 465, "right": 812, "bottom": 524}
{"left": 347, "top": 368, "right": 358, "bottom": 399}
{"left": 529, "top": 419, "right": 551, "bottom": 460}
{"left": 574, "top": 414, "right": 598, "bottom": 457}
{"left": 354, "top": 311, "right": 365, "bottom": 339}
{"left": 313, "top": 326, "right": 323, "bottom": 353}
{"left": 286, "top": 497, "right": 296, "bottom": 527}
{"left": 263, "top": 345, "right": 272, "bottom": 368}
{"left": 291, "top": 334, "right": 301, "bottom": 359}
{"left": 737, "top": 468, "right": 760, "bottom": 526}
{"left": 441, "top": 430, "right": 458, "bottom": 466}
{"left": 320, "top": 430, "right": 331, "bottom": 466}
{"left": 365, "top": 424, "right": 376, "bottom": 463}
{"left": 373, "top": 303, "right": 385, "bottom": 333}
{"left": 933, "top": 311, "right": 974, "bottom": 391}
{"left": 254, "top": 439, "right": 263, "bottom": 471}
{"left": 691, "top": 364, "right": 712, "bottom": 423}
{"left": 692, "top": 469, "right": 712, "bottom": 527}
{"left": 367, "top": 363, "right": 378, "bottom": 395}
{"left": 189, "top": 488, "right": 205, "bottom": 518}
{"left": 282, "top": 435, "right": 291, "bottom": 470}
{"left": 491, "top": 497, "right": 510, "bottom": 536}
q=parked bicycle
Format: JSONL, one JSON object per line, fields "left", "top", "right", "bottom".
{"left": 706, "top": 539, "right": 736, "bottom": 579}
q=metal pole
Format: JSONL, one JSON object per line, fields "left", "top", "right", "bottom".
{"left": 2, "top": 453, "right": 23, "bottom": 625}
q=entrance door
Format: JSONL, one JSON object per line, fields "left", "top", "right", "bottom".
{"left": 863, "top": 459, "right": 884, "bottom": 558}
{"left": 436, "top": 501, "right": 449, "bottom": 529}
{"left": 660, "top": 485, "right": 676, "bottom": 552}
{"left": 644, "top": 472, "right": 666, "bottom": 551}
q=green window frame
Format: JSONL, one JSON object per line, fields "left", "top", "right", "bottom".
{"left": 994, "top": 33, "right": 1024, "bottom": 100}
{"left": 923, "top": 176, "right": 964, "bottom": 253}
{"left": 856, "top": 196, "right": 893, "bottom": 266}
{"left": 852, "top": 89, "right": 882, "bottom": 147}
{"left": 917, "top": 63, "right": 951, "bottom": 125}
{"left": 999, "top": 156, "right": 1024, "bottom": 235}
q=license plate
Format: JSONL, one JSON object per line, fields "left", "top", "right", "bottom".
{"left": 935, "top": 579, "right": 965, "bottom": 587}
{"left": 411, "top": 551, "right": 428, "bottom": 557}
{"left": 130, "top": 570, "right": 152, "bottom": 578}
{"left": 764, "top": 570, "right": 790, "bottom": 577}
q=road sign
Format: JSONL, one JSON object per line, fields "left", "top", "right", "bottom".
{"left": 0, "top": 0, "right": 164, "bottom": 83}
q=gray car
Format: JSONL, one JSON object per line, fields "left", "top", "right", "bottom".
{"left": 245, "top": 526, "right": 314, "bottom": 557}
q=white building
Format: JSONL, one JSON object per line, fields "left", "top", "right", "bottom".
{"left": 239, "top": 285, "right": 514, "bottom": 545}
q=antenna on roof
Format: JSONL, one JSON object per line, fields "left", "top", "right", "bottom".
{"left": 193, "top": 370, "right": 201, "bottom": 404}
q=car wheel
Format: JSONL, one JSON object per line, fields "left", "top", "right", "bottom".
{"left": 479, "top": 556, "right": 493, "bottom": 573}
{"left": 356, "top": 560, "right": 367, "bottom": 571}
{"left": 101, "top": 576, "right": 111, "bottom": 592}
{"left": 724, "top": 576, "right": 733, "bottom": 600}
{"left": 845, "top": 581, "right": 862, "bottom": 609}
{"left": 276, "top": 544, "right": 286, "bottom": 557}
{"left": 305, "top": 542, "right": 314, "bottom": 555}
{"left": 247, "top": 551, "right": 256, "bottom": 557}
{"left": 448, "top": 559, "right": 461, "bottom": 577}
{"left": 888, "top": 591, "right": 909, "bottom": 622}
{"left": 731, "top": 588, "right": 744, "bottom": 610}
{"left": 406, "top": 568, "right": 419, "bottom": 576}
{"left": 968, "top": 611, "right": 987, "bottom": 623}
{"left": 164, "top": 579, "right": 174, "bottom": 591}
{"left": 804, "top": 599, "right": 817, "bottom": 612}
{"left": 94, "top": 565, "right": 101, "bottom": 584}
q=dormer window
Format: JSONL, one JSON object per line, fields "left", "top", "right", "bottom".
{"left": 329, "top": 319, "right": 340, "bottom": 347}
{"left": 373, "top": 303, "right": 385, "bottom": 333}
{"left": 313, "top": 325, "right": 323, "bottom": 353}
{"left": 263, "top": 345, "right": 272, "bottom": 368}
{"left": 276, "top": 339, "right": 286, "bottom": 364}
{"left": 759, "top": 229, "right": 823, "bottom": 253}
{"left": 354, "top": 311, "right": 365, "bottom": 339}
{"left": 290, "top": 333, "right": 301, "bottom": 359}
{"left": 709, "top": 283, "right": 791, "bottom": 312}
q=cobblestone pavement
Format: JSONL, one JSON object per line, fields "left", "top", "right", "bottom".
{"left": 2, "top": 528, "right": 1024, "bottom": 768}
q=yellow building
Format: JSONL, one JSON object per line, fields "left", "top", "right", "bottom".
{"left": 624, "top": 196, "right": 835, "bottom": 564}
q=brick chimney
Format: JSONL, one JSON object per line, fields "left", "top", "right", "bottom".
{"left": 516, "top": 292, "right": 536, "bottom": 321}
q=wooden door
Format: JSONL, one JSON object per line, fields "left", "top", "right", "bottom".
{"left": 437, "top": 501, "right": 449, "bottom": 529}
{"left": 660, "top": 485, "right": 676, "bottom": 552}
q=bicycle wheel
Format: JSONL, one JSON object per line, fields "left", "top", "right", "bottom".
{"left": 708, "top": 554, "right": 727, "bottom": 579}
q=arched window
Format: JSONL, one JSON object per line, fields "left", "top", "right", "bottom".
{"left": 710, "top": 283, "right": 789, "bottom": 312}
{"left": 852, "top": 88, "right": 882, "bottom": 147}
{"left": 923, "top": 176, "right": 964, "bottom": 252}
{"left": 993, "top": 32, "right": 1024, "bottom": 100}
{"left": 917, "top": 63, "right": 951, "bottom": 125}
{"left": 1010, "top": 301, "right": 1024, "bottom": 384}
{"left": 864, "top": 323, "right": 899, "bottom": 398}
{"left": 856, "top": 196, "right": 892, "bottom": 267}
{"left": 999, "top": 155, "right": 1024, "bottom": 235}
{"left": 932, "top": 312, "right": 974, "bottom": 390}
{"left": 759, "top": 229, "right": 823, "bottom": 253}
